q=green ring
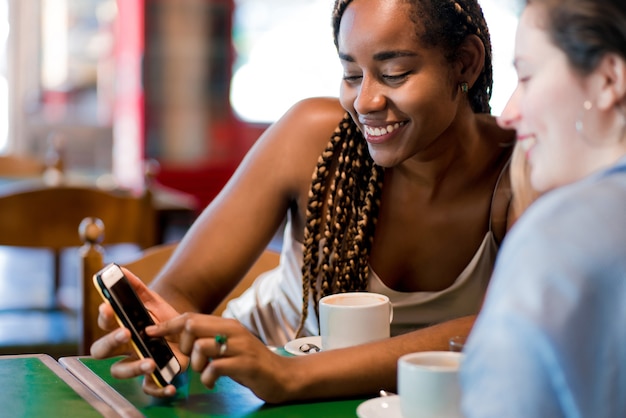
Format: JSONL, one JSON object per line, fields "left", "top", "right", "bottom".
{"left": 215, "top": 334, "right": 227, "bottom": 344}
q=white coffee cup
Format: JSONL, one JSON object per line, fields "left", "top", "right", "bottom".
{"left": 398, "top": 351, "right": 464, "bottom": 418}
{"left": 319, "top": 292, "right": 392, "bottom": 350}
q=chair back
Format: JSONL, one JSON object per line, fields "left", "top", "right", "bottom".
{"left": 0, "top": 184, "right": 155, "bottom": 249}
{"left": 212, "top": 250, "right": 280, "bottom": 316}
{"left": 0, "top": 184, "right": 156, "bottom": 319}
{"left": 0, "top": 154, "right": 46, "bottom": 177}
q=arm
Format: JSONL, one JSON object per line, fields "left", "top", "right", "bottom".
{"left": 285, "top": 315, "right": 476, "bottom": 400}
{"left": 91, "top": 97, "right": 346, "bottom": 392}
{"left": 149, "top": 97, "right": 347, "bottom": 314}
{"left": 147, "top": 312, "right": 475, "bottom": 402}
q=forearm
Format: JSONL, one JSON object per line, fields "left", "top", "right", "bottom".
{"left": 286, "top": 315, "right": 475, "bottom": 401}
{"left": 148, "top": 207, "right": 281, "bottom": 314}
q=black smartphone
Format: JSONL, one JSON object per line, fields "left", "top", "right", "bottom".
{"left": 94, "top": 263, "right": 181, "bottom": 387}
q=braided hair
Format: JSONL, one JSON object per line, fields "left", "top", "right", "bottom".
{"left": 296, "top": 114, "right": 384, "bottom": 337}
{"left": 295, "top": 0, "right": 495, "bottom": 337}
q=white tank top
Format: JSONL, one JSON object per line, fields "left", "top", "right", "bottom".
{"left": 222, "top": 220, "right": 498, "bottom": 346}
{"left": 223, "top": 156, "right": 509, "bottom": 346}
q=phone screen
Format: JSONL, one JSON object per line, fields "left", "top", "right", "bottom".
{"left": 107, "top": 277, "right": 174, "bottom": 369}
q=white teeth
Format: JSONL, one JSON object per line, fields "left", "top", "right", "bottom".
{"left": 520, "top": 136, "right": 537, "bottom": 152}
{"left": 363, "top": 122, "right": 405, "bottom": 137}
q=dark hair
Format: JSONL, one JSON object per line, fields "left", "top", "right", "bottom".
{"left": 528, "top": 0, "right": 626, "bottom": 76}
{"left": 295, "top": 0, "right": 495, "bottom": 337}
{"left": 332, "top": 0, "right": 494, "bottom": 114}
{"left": 297, "top": 113, "right": 383, "bottom": 337}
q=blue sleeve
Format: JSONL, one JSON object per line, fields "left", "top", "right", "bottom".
{"left": 460, "top": 172, "right": 626, "bottom": 418}
{"left": 460, "top": 310, "right": 566, "bottom": 418}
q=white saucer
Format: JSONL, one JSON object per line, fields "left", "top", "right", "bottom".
{"left": 356, "top": 395, "right": 402, "bottom": 418}
{"left": 283, "top": 336, "right": 323, "bottom": 356}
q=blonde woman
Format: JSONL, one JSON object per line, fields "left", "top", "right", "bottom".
{"left": 462, "top": 0, "right": 626, "bottom": 416}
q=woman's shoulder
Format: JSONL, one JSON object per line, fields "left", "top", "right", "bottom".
{"left": 264, "top": 97, "right": 347, "bottom": 150}
{"left": 252, "top": 97, "right": 345, "bottom": 167}
{"left": 281, "top": 97, "right": 346, "bottom": 128}
{"left": 505, "top": 170, "right": 626, "bottom": 262}
{"left": 475, "top": 112, "right": 516, "bottom": 145}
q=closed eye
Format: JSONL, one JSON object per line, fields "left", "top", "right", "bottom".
{"left": 343, "top": 74, "right": 362, "bottom": 81}
{"left": 383, "top": 71, "right": 411, "bottom": 82}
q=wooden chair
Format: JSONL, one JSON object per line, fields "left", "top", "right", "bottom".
{"left": 0, "top": 154, "right": 46, "bottom": 177}
{"left": 0, "top": 184, "right": 156, "bottom": 312}
{"left": 79, "top": 216, "right": 280, "bottom": 354}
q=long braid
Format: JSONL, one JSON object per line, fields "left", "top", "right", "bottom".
{"left": 296, "top": 114, "right": 384, "bottom": 337}
{"left": 297, "top": 121, "right": 343, "bottom": 337}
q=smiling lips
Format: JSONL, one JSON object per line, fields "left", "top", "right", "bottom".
{"left": 518, "top": 135, "right": 537, "bottom": 158}
{"left": 362, "top": 121, "right": 407, "bottom": 142}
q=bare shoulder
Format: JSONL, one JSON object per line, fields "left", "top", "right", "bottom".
{"left": 285, "top": 96, "right": 346, "bottom": 120}
{"left": 273, "top": 97, "right": 347, "bottom": 145}
{"left": 475, "top": 113, "right": 516, "bottom": 145}
{"left": 245, "top": 97, "right": 346, "bottom": 162}
{"left": 233, "top": 97, "right": 347, "bottom": 214}
{"left": 252, "top": 97, "right": 347, "bottom": 180}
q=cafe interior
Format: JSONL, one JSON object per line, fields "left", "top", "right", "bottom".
{"left": 0, "top": 0, "right": 520, "bottom": 415}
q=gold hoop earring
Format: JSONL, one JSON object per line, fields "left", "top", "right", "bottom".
{"left": 460, "top": 82, "right": 469, "bottom": 94}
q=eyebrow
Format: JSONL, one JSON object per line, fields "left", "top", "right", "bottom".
{"left": 338, "top": 50, "right": 418, "bottom": 62}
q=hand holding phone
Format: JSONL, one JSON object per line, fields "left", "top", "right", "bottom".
{"left": 94, "top": 263, "right": 181, "bottom": 387}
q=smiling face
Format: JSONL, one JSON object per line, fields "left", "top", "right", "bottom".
{"left": 336, "top": 0, "right": 465, "bottom": 167}
{"left": 498, "top": 3, "right": 618, "bottom": 193}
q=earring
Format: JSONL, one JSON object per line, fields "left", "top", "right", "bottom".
{"left": 574, "top": 100, "right": 593, "bottom": 135}
{"left": 575, "top": 100, "right": 626, "bottom": 146}
{"left": 460, "top": 82, "right": 469, "bottom": 94}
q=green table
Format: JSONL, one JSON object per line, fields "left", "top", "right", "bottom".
{"left": 0, "top": 354, "right": 118, "bottom": 417}
{"left": 60, "top": 356, "right": 366, "bottom": 417}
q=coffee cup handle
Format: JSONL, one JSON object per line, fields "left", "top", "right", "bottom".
{"left": 388, "top": 301, "right": 394, "bottom": 323}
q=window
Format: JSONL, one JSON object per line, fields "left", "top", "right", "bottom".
{"left": 230, "top": 0, "right": 518, "bottom": 124}
{"left": 1, "top": 0, "right": 117, "bottom": 175}
{"left": 230, "top": 0, "right": 341, "bottom": 123}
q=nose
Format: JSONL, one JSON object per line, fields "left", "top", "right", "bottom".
{"left": 497, "top": 87, "right": 521, "bottom": 130}
{"left": 353, "top": 76, "right": 386, "bottom": 115}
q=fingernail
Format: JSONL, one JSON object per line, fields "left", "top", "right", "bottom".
{"left": 140, "top": 361, "right": 153, "bottom": 372}
{"left": 115, "top": 329, "right": 127, "bottom": 342}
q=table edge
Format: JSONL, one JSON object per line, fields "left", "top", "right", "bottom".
{"left": 3, "top": 353, "right": 122, "bottom": 418}
{"left": 59, "top": 356, "right": 144, "bottom": 418}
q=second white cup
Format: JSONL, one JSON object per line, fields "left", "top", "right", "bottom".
{"left": 319, "top": 292, "right": 392, "bottom": 350}
{"left": 398, "top": 351, "right": 464, "bottom": 418}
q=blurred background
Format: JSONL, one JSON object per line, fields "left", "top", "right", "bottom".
{"left": 0, "top": 0, "right": 519, "bottom": 209}
{"left": 0, "top": 0, "right": 520, "bottom": 357}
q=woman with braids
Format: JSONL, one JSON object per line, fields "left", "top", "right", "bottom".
{"left": 92, "top": 0, "right": 516, "bottom": 403}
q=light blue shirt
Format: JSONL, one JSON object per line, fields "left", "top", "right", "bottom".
{"left": 461, "top": 156, "right": 626, "bottom": 418}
